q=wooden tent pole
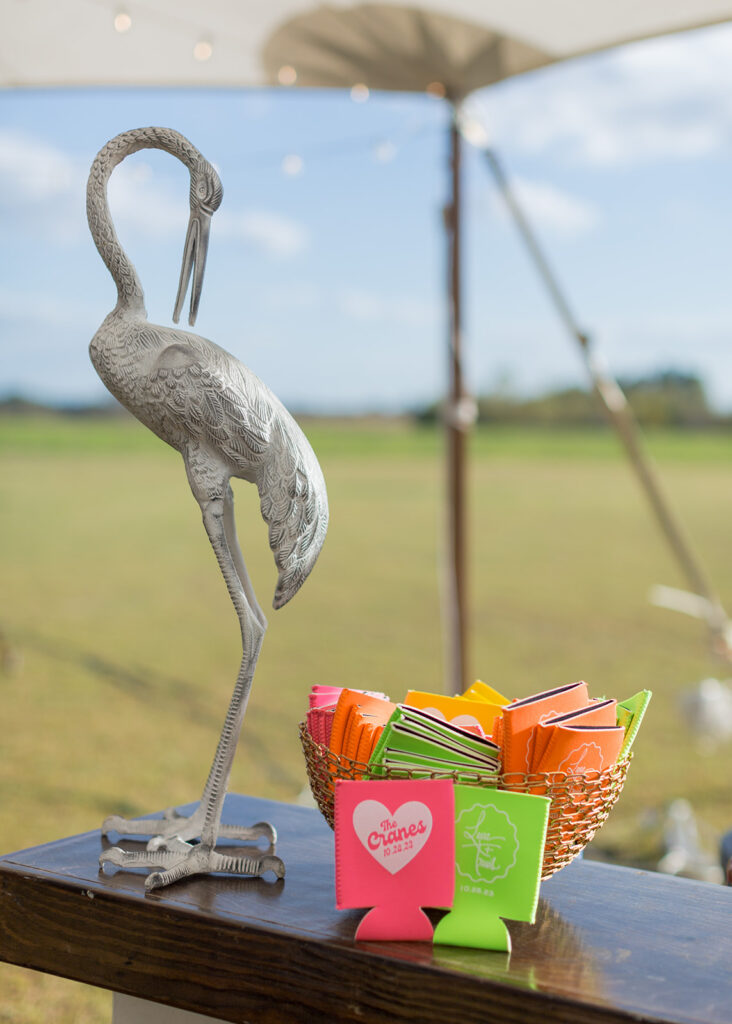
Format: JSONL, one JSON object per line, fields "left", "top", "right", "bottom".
{"left": 445, "top": 104, "right": 469, "bottom": 694}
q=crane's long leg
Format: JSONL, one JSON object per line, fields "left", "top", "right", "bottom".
{"left": 149, "top": 484, "right": 272, "bottom": 847}
{"left": 193, "top": 495, "right": 266, "bottom": 845}
{"left": 101, "top": 485, "right": 275, "bottom": 850}
{"left": 100, "top": 485, "right": 284, "bottom": 889}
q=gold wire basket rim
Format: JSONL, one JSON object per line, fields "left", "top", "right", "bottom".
{"left": 299, "top": 721, "right": 632, "bottom": 879}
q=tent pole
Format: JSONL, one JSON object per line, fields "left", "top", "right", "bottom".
{"left": 445, "top": 103, "right": 468, "bottom": 694}
{"left": 481, "top": 142, "right": 732, "bottom": 661}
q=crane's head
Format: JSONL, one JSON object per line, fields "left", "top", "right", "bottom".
{"left": 173, "top": 159, "right": 223, "bottom": 327}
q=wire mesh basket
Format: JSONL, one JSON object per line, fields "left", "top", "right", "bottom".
{"left": 299, "top": 722, "right": 631, "bottom": 878}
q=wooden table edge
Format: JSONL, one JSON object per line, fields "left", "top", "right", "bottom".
{"left": 0, "top": 851, "right": 682, "bottom": 1024}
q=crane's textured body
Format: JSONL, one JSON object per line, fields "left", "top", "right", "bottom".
{"left": 87, "top": 127, "right": 327, "bottom": 610}
{"left": 87, "top": 127, "right": 328, "bottom": 887}
{"left": 89, "top": 309, "right": 327, "bottom": 608}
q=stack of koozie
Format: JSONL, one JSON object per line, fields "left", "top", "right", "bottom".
{"left": 498, "top": 682, "right": 651, "bottom": 783}
{"left": 305, "top": 679, "right": 651, "bottom": 783}
{"left": 306, "top": 685, "right": 391, "bottom": 753}
{"left": 368, "top": 705, "right": 501, "bottom": 781}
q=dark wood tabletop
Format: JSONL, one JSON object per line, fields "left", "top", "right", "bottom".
{"left": 1, "top": 793, "right": 730, "bottom": 1024}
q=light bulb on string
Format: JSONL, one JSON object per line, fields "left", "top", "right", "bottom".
{"left": 114, "top": 9, "right": 132, "bottom": 33}
{"left": 193, "top": 39, "right": 213, "bottom": 62}
{"left": 278, "top": 65, "right": 297, "bottom": 85}
{"left": 458, "top": 115, "right": 490, "bottom": 150}
{"left": 458, "top": 99, "right": 491, "bottom": 149}
{"left": 350, "top": 83, "right": 369, "bottom": 103}
{"left": 426, "top": 81, "right": 446, "bottom": 98}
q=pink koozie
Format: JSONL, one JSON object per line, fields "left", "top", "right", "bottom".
{"left": 334, "top": 778, "right": 455, "bottom": 941}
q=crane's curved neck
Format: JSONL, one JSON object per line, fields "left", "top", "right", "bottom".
{"left": 87, "top": 127, "right": 201, "bottom": 317}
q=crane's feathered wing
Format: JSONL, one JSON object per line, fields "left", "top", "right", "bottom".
{"left": 257, "top": 410, "right": 328, "bottom": 609}
{"left": 139, "top": 327, "right": 328, "bottom": 610}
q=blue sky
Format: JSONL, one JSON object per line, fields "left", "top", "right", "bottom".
{"left": 3, "top": 21, "right": 732, "bottom": 412}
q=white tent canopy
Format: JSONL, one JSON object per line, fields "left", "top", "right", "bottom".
{"left": 4, "top": 0, "right": 732, "bottom": 94}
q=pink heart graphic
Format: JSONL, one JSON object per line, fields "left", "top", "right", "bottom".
{"left": 352, "top": 800, "right": 433, "bottom": 875}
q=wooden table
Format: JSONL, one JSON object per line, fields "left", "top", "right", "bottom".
{"left": 1, "top": 793, "right": 730, "bottom": 1024}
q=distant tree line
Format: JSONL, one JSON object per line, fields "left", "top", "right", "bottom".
{"left": 1, "top": 370, "right": 728, "bottom": 428}
{"left": 414, "top": 371, "right": 730, "bottom": 429}
{"left": 0, "top": 394, "right": 126, "bottom": 417}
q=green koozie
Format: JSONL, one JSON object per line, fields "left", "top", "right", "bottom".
{"left": 433, "top": 785, "right": 551, "bottom": 952}
{"left": 616, "top": 689, "right": 652, "bottom": 758}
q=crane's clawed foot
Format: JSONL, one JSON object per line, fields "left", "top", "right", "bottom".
{"left": 101, "top": 806, "right": 277, "bottom": 852}
{"left": 99, "top": 843, "right": 285, "bottom": 891}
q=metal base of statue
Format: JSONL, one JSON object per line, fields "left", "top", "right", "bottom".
{"left": 87, "top": 127, "right": 328, "bottom": 891}
{"left": 100, "top": 828, "right": 285, "bottom": 891}
{"left": 99, "top": 806, "right": 284, "bottom": 891}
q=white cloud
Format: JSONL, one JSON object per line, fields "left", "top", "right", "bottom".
{"left": 492, "top": 176, "right": 600, "bottom": 236}
{"left": 337, "top": 287, "right": 439, "bottom": 326}
{"left": 0, "top": 128, "right": 85, "bottom": 242}
{"left": 469, "top": 23, "right": 732, "bottom": 166}
{"left": 0, "top": 286, "right": 98, "bottom": 329}
{"left": 259, "top": 282, "right": 320, "bottom": 308}
{"left": 215, "top": 209, "right": 309, "bottom": 258}
{"left": 0, "top": 129, "right": 77, "bottom": 200}
{"left": 257, "top": 281, "right": 439, "bottom": 326}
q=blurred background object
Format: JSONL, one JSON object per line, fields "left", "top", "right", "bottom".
{"left": 679, "top": 676, "right": 732, "bottom": 752}
{"left": 656, "top": 798, "right": 724, "bottom": 883}
{"left": 720, "top": 828, "right": 732, "bottom": 884}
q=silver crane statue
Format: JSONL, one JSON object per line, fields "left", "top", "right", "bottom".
{"left": 88, "top": 127, "right": 328, "bottom": 890}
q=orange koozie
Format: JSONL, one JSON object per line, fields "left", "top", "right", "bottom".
{"left": 344, "top": 710, "right": 386, "bottom": 764}
{"left": 329, "top": 690, "right": 396, "bottom": 757}
{"left": 355, "top": 720, "right": 382, "bottom": 766}
{"left": 492, "top": 715, "right": 504, "bottom": 750}
{"left": 327, "top": 692, "right": 396, "bottom": 789}
{"left": 501, "top": 681, "right": 589, "bottom": 780}
{"left": 531, "top": 699, "right": 616, "bottom": 772}
{"left": 535, "top": 723, "right": 625, "bottom": 776}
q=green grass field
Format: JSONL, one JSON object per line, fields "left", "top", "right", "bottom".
{"left": 1, "top": 414, "right": 731, "bottom": 1021}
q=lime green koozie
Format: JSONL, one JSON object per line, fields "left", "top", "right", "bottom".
{"left": 433, "top": 785, "right": 551, "bottom": 952}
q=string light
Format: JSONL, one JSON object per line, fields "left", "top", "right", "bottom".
{"left": 221, "top": 119, "right": 438, "bottom": 175}
{"left": 278, "top": 65, "right": 297, "bottom": 85}
{"left": 282, "top": 154, "right": 304, "bottom": 176}
{"left": 350, "top": 83, "right": 370, "bottom": 103}
{"left": 426, "top": 81, "right": 446, "bottom": 98}
{"left": 458, "top": 114, "right": 490, "bottom": 149}
{"left": 113, "top": 9, "right": 132, "bottom": 33}
{"left": 193, "top": 39, "right": 213, "bottom": 61}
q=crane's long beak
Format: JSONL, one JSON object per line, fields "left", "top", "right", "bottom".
{"left": 173, "top": 209, "right": 212, "bottom": 327}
